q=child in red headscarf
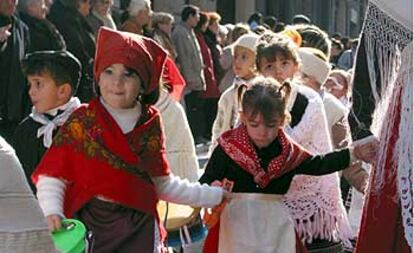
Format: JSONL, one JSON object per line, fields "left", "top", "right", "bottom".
{"left": 32, "top": 27, "right": 228, "bottom": 253}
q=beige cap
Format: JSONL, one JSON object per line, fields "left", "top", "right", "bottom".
{"left": 232, "top": 33, "right": 260, "bottom": 53}
{"left": 298, "top": 47, "right": 331, "bottom": 85}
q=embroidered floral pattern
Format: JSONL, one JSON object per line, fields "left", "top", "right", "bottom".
{"left": 137, "top": 116, "right": 163, "bottom": 154}
{"left": 53, "top": 106, "right": 148, "bottom": 178}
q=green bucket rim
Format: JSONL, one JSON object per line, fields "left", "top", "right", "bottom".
{"left": 52, "top": 219, "right": 86, "bottom": 253}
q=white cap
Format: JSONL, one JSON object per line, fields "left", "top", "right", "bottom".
{"left": 232, "top": 33, "right": 260, "bottom": 53}
{"left": 298, "top": 47, "right": 331, "bottom": 85}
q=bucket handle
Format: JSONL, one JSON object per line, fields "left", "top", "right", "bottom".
{"left": 62, "top": 221, "right": 76, "bottom": 231}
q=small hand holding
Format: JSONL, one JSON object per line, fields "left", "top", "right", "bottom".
{"left": 353, "top": 138, "right": 379, "bottom": 164}
{"left": 46, "top": 214, "right": 62, "bottom": 232}
{"left": 203, "top": 179, "right": 234, "bottom": 228}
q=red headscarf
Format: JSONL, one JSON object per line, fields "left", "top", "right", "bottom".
{"left": 94, "top": 27, "right": 168, "bottom": 95}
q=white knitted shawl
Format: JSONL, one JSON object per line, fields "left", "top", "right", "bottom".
{"left": 283, "top": 83, "right": 352, "bottom": 245}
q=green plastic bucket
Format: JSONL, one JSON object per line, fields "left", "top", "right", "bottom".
{"left": 52, "top": 219, "right": 86, "bottom": 253}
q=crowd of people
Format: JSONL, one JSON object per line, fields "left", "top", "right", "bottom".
{"left": 0, "top": 0, "right": 411, "bottom": 253}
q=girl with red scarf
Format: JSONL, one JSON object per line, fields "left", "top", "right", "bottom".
{"left": 32, "top": 27, "right": 228, "bottom": 253}
{"left": 199, "top": 77, "right": 378, "bottom": 253}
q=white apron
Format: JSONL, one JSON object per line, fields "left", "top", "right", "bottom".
{"left": 218, "top": 193, "right": 296, "bottom": 253}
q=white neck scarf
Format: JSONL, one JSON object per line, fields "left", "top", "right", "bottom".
{"left": 30, "top": 97, "right": 81, "bottom": 148}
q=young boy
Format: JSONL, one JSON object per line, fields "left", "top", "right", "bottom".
{"left": 12, "top": 50, "right": 82, "bottom": 193}
{"left": 210, "top": 32, "right": 259, "bottom": 146}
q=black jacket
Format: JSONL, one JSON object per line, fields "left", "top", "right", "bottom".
{"left": 0, "top": 15, "right": 30, "bottom": 123}
{"left": 19, "top": 12, "right": 66, "bottom": 52}
{"left": 48, "top": 0, "right": 96, "bottom": 102}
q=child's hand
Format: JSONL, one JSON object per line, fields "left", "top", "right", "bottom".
{"left": 211, "top": 180, "right": 222, "bottom": 187}
{"left": 46, "top": 214, "right": 62, "bottom": 232}
{"left": 223, "top": 190, "right": 232, "bottom": 203}
{"left": 353, "top": 138, "right": 379, "bottom": 164}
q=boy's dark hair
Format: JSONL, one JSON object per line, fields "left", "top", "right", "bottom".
{"left": 241, "top": 77, "right": 292, "bottom": 126}
{"left": 256, "top": 34, "right": 299, "bottom": 70}
{"left": 181, "top": 5, "right": 199, "bottom": 22}
{"left": 22, "top": 50, "right": 82, "bottom": 94}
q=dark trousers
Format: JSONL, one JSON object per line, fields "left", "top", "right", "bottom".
{"left": 184, "top": 91, "right": 206, "bottom": 143}
{"left": 202, "top": 97, "right": 218, "bottom": 140}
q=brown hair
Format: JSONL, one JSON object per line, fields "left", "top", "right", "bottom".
{"left": 256, "top": 33, "right": 299, "bottom": 71}
{"left": 241, "top": 77, "right": 291, "bottom": 126}
{"left": 207, "top": 12, "right": 221, "bottom": 25}
{"left": 195, "top": 11, "right": 209, "bottom": 32}
{"left": 231, "top": 23, "right": 250, "bottom": 43}
{"left": 152, "top": 12, "right": 174, "bottom": 29}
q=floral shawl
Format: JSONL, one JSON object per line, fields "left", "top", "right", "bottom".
{"left": 32, "top": 98, "right": 170, "bottom": 218}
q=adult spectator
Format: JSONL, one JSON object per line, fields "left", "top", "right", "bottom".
{"left": 196, "top": 12, "right": 220, "bottom": 140}
{"left": 86, "top": 0, "right": 117, "bottom": 36}
{"left": 263, "top": 15, "right": 277, "bottom": 31}
{"left": 340, "top": 36, "right": 351, "bottom": 50}
{"left": 217, "top": 24, "right": 228, "bottom": 47}
{"left": 205, "top": 12, "right": 224, "bottom": 83}
{"left": 247, "top": 11, "right": 262, "bottom": 30}
{"left": 152, "top": 11, "right": 176, "bottom": 60}
{"left": 0, "top": 0, "right": 30, "bottom": 143}
{"left": 330, "top": 38, "right": 343, "bottom": 66}
{"left": 48, "top": 0, "right": 96, "bottom": 102}
{"left": 292, "top": 14, "right": 311, "bottom": 24}
{"left": 172, "top": 5, "right": 206, "bottom": 144}
{"left": 337, "top": 38, "right": 358, "bottom": 70}
{"left": 274, "top": 21, "right": 285, "bottom": 33}
{"left": 18, "top": 0, "right": 66, "bottom": 52}
{"left": 120, "top": 0, "right": 151, "bottom": 35}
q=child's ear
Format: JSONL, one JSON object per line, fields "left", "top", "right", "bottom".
{"left": 293, "top": 62, "right": 299, "bottom": 72}
{"left": 58, "top": 83, "right": 73, "bottom": 99}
